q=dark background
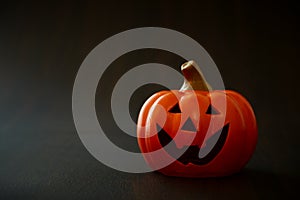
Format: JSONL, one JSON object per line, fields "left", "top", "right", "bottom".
{"left": 0, "top": 0, "right": 299, "bottom": 199}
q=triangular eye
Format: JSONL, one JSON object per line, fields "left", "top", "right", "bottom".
{"left": 169, "top": 103, "right": 181, "bottom": 113}
{"left": 206, "top": 104, "right": 220, "bottom": 115}
{"left": 181, "top": 117, "right": 197, "bottom": 132}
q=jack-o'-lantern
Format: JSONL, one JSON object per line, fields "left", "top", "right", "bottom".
{"left": 137, "top": 61, "right": 257, "bottom": 177}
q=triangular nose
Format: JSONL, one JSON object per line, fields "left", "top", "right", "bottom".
{"left": 181, "top": 117, "right": 197, "bottom": 132}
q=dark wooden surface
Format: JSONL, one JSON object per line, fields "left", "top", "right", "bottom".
{"left": 0, "top": 1, "right": 299, "bottom": 199}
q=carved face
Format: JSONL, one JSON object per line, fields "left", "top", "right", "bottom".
{"left": 137, "top": 90, "right": 257, "bottom": 177}
{"left": 157, "top": 120, "right": 229, "bottom": 166}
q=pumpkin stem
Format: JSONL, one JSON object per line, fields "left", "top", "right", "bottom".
{"left": 180, "top": 60, "right": 212, "bottom": 91}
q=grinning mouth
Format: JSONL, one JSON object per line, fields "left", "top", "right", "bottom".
{"left": 157, "top": 123, "right": 229, "bottom": 165}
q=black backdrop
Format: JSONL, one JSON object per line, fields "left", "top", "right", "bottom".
{"left": 0, "top": 1, "right": 299, "bottom": 199}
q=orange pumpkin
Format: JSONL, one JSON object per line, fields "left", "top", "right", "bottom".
{"left": 137, "top": 61, "right": 257, "bottom": 177}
